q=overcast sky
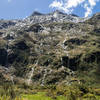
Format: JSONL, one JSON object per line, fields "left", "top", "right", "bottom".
{"left": 0, "top": 0, "right": 100, "bottom": 19}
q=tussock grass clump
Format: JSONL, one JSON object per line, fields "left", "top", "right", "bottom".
{"left": 0, "top": 83, "right": 21, "bottom": 100}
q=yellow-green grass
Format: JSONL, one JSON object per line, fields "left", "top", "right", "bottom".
{"left": 22, "top": 92, "right": 67, "bottom": 100}
{"left": 22, "top": 92, "right": 52, "bottom": 100}
{"left": 21, "top": 92, "right": 100, "bottom": 100}
{"left": 0, "top": 91, "right": 100, "bottom": 100}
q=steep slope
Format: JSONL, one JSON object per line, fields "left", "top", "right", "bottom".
{"left": 0, "top": 12, "right": 100, "bottom": 87}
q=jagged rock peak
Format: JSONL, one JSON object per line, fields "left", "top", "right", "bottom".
{"left": 31, "top": 11, "right": 43, "bottom": 16}
{"left": 93, "top": 12, "right": 100, "bottom": 16}
{"left": 50, "top": 10, "right": 79, "bottom": 17}
{"left": 70, "top": 14, "right": 79, "bottom": 17}
{"left": 24, "top": 10, "right": 85, "bottom": 24}
{"left": 92, "top": 12, "right": 100, "bottom": 19}
{"left": 30, "top": 10, "right": 79, "bottom": 18}
{"left": 52, "top": 10, "right": 66, "bottom": 15}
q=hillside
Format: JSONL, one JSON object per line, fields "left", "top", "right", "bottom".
{"left": 0, "top": 11, "right": 100, "bottom": 100}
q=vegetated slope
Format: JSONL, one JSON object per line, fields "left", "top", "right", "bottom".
{"left": 0, "top": 11, "right": 100, "bottom": 87}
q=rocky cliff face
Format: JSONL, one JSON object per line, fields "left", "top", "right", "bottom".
{"left": 26, "top": 10, "right": 85, "bottom": 24}
{"left": 0, "top": 11, "right": 100, "bottom": 86}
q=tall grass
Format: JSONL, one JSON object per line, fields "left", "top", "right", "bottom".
{"left": 0, "top": 83, "right": 21, "bottom": 100}
{"left": 0, "top": 83, "right": 100, "bottom": 100}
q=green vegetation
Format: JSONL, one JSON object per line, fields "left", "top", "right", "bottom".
{"left": 0, "top": 11, "right": 100, "bottom": 100}
{"left": 22, "top": 92, "right": 53, "bottom": 100}
{"left": 0, "top": 83, "right": 100, "bottom": 100}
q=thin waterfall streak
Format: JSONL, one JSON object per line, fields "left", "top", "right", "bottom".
{"left": 27, "top": 67, "right": 34, "bottom": 85}
{"left": 41, "top": 69, "right": 47, "bottom": 86}
{"left": 27, "top": 60, "right": 38, "bottom": 85}
{"left": 10, "top": 76, "right": 14, "bottom": 85}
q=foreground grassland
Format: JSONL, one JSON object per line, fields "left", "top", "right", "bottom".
{"left": 0, "top": 83, "right": 100, "bottom": 100}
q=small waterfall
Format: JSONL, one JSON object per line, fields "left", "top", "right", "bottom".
{"left": 27, "top": 61, "right": 38, "bottom": 85}
{"left": 27, "top": 67, "right": 34, "bottom": 85}
{"left": 60, "top": 36, "right": 70, "bottom": 68}
{"left": 10, "top": 76, "right": 14, "bottom": 85}
{"left": 41, "top": 69, "right": 47, "bottom": 86}
{"left": 62, "top": 38, "right": 69, "bottom": 57}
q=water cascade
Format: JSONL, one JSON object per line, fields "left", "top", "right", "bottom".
{"left": 41, "top": 69, "right": 47, "bottom": 86}
{"left": 27, "top": 67, "right": 34, "bottom": 85}
{"left": 10, "top": 76, "right": 14, "bottom": 85}
{"left": 27, "top": 61, "right": 38, "bottom": 85}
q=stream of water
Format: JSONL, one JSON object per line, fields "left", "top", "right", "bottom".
{"left": 41, "top": 69, "right": 47, "bottom": 86}
{"left": 10, "top": 76, "right": 14, "bottom": 85}
{"left": 27, "top": 61, "right": 38, "bottom": 85}
{"left": 27, "top": 67, "right": 35, "bottom": 85}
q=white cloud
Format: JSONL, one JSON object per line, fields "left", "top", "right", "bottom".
{"left": 65, "top": 0, "right": 85, "bottom": 8}
{"left": 84, "top": 4, "right": 92, "bottom": 17}
{"left": 49, "top": 0, "right": 100, "bottom": 17}
{"left": 50, "top": 0, "right": 63, "bottom": 8}
{"left": 84, "top": 0, "right": 99, "bottom": 17}
{"left": 49, "top": 0, "right": 69, "bottom": 13}
{"left": 88, "top": 0, "right": 96, "bottom": 6}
